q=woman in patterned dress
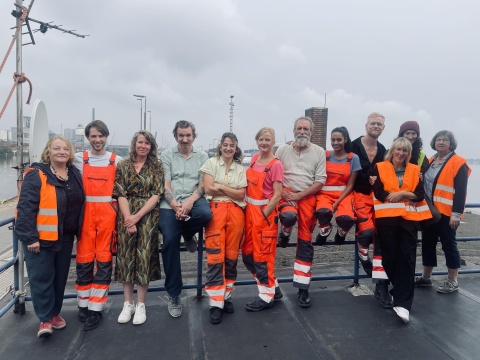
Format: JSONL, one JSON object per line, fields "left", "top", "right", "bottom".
{"left": 114, "top": 130, "right": 164, "bottom": 325}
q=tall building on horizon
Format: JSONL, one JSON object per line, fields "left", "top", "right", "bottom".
{"left": 305, "top": 107, "right": 328, "bottom": 149}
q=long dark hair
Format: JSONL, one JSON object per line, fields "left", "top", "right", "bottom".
{"left": 216, "top": 132, "right": 243, "bottom": 164}
{"left": 331, "top": 126, "right": 352, "bottom": 153}
{"left": 398, "top": 129, "right": 424, "bottom": 165}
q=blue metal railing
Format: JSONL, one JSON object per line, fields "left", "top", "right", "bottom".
{"left": 2, "top": 203, "right": 480, "bottom": 318}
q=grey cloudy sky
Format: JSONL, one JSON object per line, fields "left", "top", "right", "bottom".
{"left": 0, "top": 0, "right": 479, "bottom": 157}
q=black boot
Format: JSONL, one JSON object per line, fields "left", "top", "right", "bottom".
{"left": 315, "top": 233, "right": 328, "bottom": 245}
{"left": 297, "top": 289, "right": 311, "bottom": 308}
{"left": 84, "top": 310, "right": 103, "bottom": 331}
{"left": 245, "top": 298, "right": 274, "bottom": 312}
{"left": 223, "top": 300, "right": 234, "bottom": 314}
{"left": 360, "top": 258, "right": 373, "bottom": 277}
{"left": 334, "top": 232, "right": 346, "bottom": 245}
{"left": 209, "top": 307, "right": 223, "bottom": 324}
{"left": 274, "top": 286, "right": 283, "bottom": 301}
{"left": 78, "top": 307, "right": 89, "bottom": 322}
{"left": 278, "top": 233, "right": 290, "bottom": 248}
{"left": 375, "top": 283, "right": 393, "bottom": 308}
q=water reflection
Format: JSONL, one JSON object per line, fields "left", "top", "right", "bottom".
{"left": 0, "top": 154, "right": 30, "bottom": 200}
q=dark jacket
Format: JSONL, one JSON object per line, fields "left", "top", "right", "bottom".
{"left": 15, "top": 162, "right": 84, "bottom": 250}
{"left": 352, "top": 136, "right": 387, "bottom": 195}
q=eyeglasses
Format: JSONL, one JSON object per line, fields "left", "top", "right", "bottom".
{"left": 435, "top": 138, "right": 450, "bottom": 143}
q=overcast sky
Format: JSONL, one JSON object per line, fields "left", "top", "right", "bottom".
{"left": 0, "top": 0, "right": 479, "bottom": 157}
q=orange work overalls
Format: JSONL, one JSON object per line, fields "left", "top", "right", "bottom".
{"left": 76, "top": 152, "right": 117, "bottom": 311}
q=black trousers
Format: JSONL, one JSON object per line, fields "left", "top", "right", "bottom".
{"left": 23, "top": 234, "right": 74, "bottom": 322}
{"left": 376, "top": 217, "right": 418, "bottom": 311}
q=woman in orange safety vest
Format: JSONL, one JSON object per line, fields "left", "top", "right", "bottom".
{"left": 200, "top": 132, "right": 247, "bottom": 325}
{"left": 242, "top": 127, "right": 284, "bottom": 312}
{"left": 315, "top": 127, "right": 361, "bottom": 245}
{"left": 415, "top": 130, "right": 470, "bottom": 294}
{"left": 372, "top": 137, "right": 432, "bottom": 324}
{"left": 15, "top": 136, "right": 84, "bottom": 338}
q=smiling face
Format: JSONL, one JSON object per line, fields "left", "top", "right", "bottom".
{"left": 403, "top": 130, "right": 418, "bottom": 144}
{"left": 50, "top": 139, "right": 71, "bottom": 166}
{"left": 87, "top": 127, "right": 107, "bottom": 155}
{"left": 221, "top": 137, "right": 237, "bottom": 161}
{"left": 294, "top": 119, "right": 312, "bottom": 147}
{"left": 434, "top": 136, "right": 451, "bottom": 156}
{"left": 256, "top": 130, "right": 274, "bottom": 154}
{"left": 392, "top": 145, "right": 409, "bottom": 167}
{"left": 331, "top": 131, "right": 346, "bottom": 153}
{"left": 135, "top": 134, "right": 151, "bottom": 159}
{"left": 365, "top": 116, "right": 385, "bottom": 139}
{"left": 175, "top": 126, "right": 194, "bottom": 152}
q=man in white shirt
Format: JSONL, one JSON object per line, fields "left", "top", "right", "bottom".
{"left": 275, "top": 116, "right": 326, "bottom": 308}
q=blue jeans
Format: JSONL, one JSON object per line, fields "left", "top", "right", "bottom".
{"left": 159, "top": 197, "right": 212, "bottom": 297}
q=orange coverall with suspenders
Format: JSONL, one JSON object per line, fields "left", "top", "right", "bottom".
{"left": 315, "top": 151, "right": 356, "bottom": 240}
{"left": 242, "top": 156, "right": 280, "bottom": 304}
{"left": 76, "top": 152, "right": 117, "bottom": 312}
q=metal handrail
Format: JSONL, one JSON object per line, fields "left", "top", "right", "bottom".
{"left": 2, "top": 204, "right": 480, "bottom": 317}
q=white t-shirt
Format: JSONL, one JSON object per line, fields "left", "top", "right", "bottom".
{"left": 73, "top": 151, "right": 123, "bottom": 174}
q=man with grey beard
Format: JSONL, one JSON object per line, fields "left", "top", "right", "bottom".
{"left": 275, "top": 116, "right": 326, "bottom": 308}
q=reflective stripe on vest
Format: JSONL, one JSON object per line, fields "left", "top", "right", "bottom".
{"left": 322, "top": 185, "right": 346, "bottom": 191}
{"left": 430, "top": 154, "right": 471, "bottom": 216}
{"left": 374, "top": 162, "right": 432, "bottom": 221}
{"left": 245, "top": 196, "right": 269, "bottom": 206}
{"left": 85, "top": 196, "right": 113, "bottom": 202}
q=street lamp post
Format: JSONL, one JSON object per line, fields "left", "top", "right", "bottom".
{"left": 133, "top": 94, "right": 146, "bottom": 129}
{"left": 147, "top": 110, "right": 151, "bottom": 131}
{"left": 213, "top": 138, "right": 218, "bottom": 149}
{"left": 136, "top": 98, "right": 142, "bottom": 130}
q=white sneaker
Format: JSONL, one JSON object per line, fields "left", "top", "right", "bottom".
{"left": 133, "top": 302, "right": 146, "bottom": 325}
{"left": 118, "top": 301, "right": 135, "bottom": 324}
{"left": 393, "top": 306, "right": 410, "bottom": 323}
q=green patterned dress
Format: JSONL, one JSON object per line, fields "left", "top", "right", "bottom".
{"left": 114, "top": 158, "right": 164, "bottom": 285}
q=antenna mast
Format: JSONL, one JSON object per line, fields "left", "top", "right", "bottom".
{"left": 229, "top": 95, "right": 234, "bottom": 132}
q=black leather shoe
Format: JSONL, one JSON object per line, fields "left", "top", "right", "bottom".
{"left": 278, "top": 233, "right": 290, "bottom": 248}
{"left": 245, "top": 298, "right": 274, "bottom": 312}
{"left": 315, "top": 233, "right": 328, "bottom": 246}
{"left": 223, "top": 300, "right": 234, "bottom": 314}
{"left": 78, "top": 307, "right": 89, "bottom": 322}
{"left": 375, "top": 284, "right": 393, "bottom": 308}
{"left": 84, "top": 311, "right": 102, "bottom": 331}
{"left": 209, "top": 307, "right": 223, "bottom": 324}
{"left": 334, "top": 232, "right": 346, "bottom": 245}
{"left": 274, "top": 286, "right": 283, "bottom": 301}
{"left": 297, "top": 289, "right": 311, "bottom": 308}
{"left": 360, "top": 258, "right": 373, "bottom": 277}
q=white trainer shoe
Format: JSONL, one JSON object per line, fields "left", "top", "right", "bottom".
{"left": 118, "top": 301, "right": 135, "bottom": 324}
{"left": 393, "top": 306, "right": 410, "bottom": 323}
{"left": 133, "top": 302, "right": 147, "bottom": 325}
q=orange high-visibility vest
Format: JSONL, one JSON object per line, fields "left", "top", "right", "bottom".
{"left": 374, "top": 161, "right": 431, "bottom": 221}
{"left": 15, "top": 168, "right": 59, "bottom": 240}
{"left": 430, "top": 154, "right": 471, "bottom": 216}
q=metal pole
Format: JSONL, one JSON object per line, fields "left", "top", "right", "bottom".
{"left": 15, "top": 0, "right": 26, "bottom": 315}
{"left": 147, "top": 111, "right": 151, "bottom": 132}
{"left": 137, "top": 98, "right": 142, "bottom": 130}
{"left": 144, "top": 96, "right": 147, "bottom": 130}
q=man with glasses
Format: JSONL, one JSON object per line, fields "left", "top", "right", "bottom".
{"left": 276, "top": 116, "right": 326, "bottom": 308}
{"left": 351, "top": 112, "right": 392, "bottom": 308}
{"left": 159, "top": 120, "right": 212, "bottom": 318}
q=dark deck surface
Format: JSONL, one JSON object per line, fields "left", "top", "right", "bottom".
{"left": 1, "top": 268, "right": 479, "bottom": 360}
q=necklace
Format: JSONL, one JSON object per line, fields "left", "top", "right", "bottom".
{"left": 51, "top": 165, "right": 69, "bottom": 181}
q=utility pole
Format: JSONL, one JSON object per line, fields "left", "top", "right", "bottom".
{"left": 229, "top": 95, "right": 234, "bottom": 132}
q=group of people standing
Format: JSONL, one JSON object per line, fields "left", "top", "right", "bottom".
{"left": 15, "top": 112, "right": 470, "bottom": 337}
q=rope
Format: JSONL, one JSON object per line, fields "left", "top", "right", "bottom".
{"left": 0, "top": 5, "right": 28, "bottom": 75}
{"left": 0, "top": 72, "right": 32, "bottom": 119}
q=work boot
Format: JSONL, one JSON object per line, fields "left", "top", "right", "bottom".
{"left": 84, "top": 310, "right": 103, "bottom": 331}
{"left": 278, "top": 233, "right": 290, "bottom": 248}
{"left": 297, "top": 289, "right": 311, "bottom": 308}
{"left": 209, "top": 307, "right": 223, "bottom": 325}
{"left": 360, "top": 258, "right": 373, "bottom": 277}
{"left": 223, "top": 299, "right": 234, "bottom": 314}
{"left": 374, "top": 283, "right": 393, "bottom": 308}
{"left": 334, "top": 232, "right": 346, "bottom": 245}
{"left": 274, "top": 286, "right": 283, "bottom": 301}
{"left": 245, "top": 298, "right": 274, "bottom": 312}
{"left": 78, "top": 307, "right": 89, "bottom": 322}
{"left": 315, "top": 224, "right": 332, "bottom": 245}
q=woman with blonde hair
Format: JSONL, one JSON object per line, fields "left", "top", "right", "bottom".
{"left": 16, "top": 136, "right": 85, "bottom": 338}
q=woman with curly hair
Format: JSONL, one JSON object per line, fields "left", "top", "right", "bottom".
{"left": 114, "top": 131, "right": 164, "bottom": 325}
{"left": 199, "top": 132, "right": 247, "bottom": 324}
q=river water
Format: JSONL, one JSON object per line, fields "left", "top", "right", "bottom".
{"left": 1, "top": 154, "right": 479, "bottom": 205}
